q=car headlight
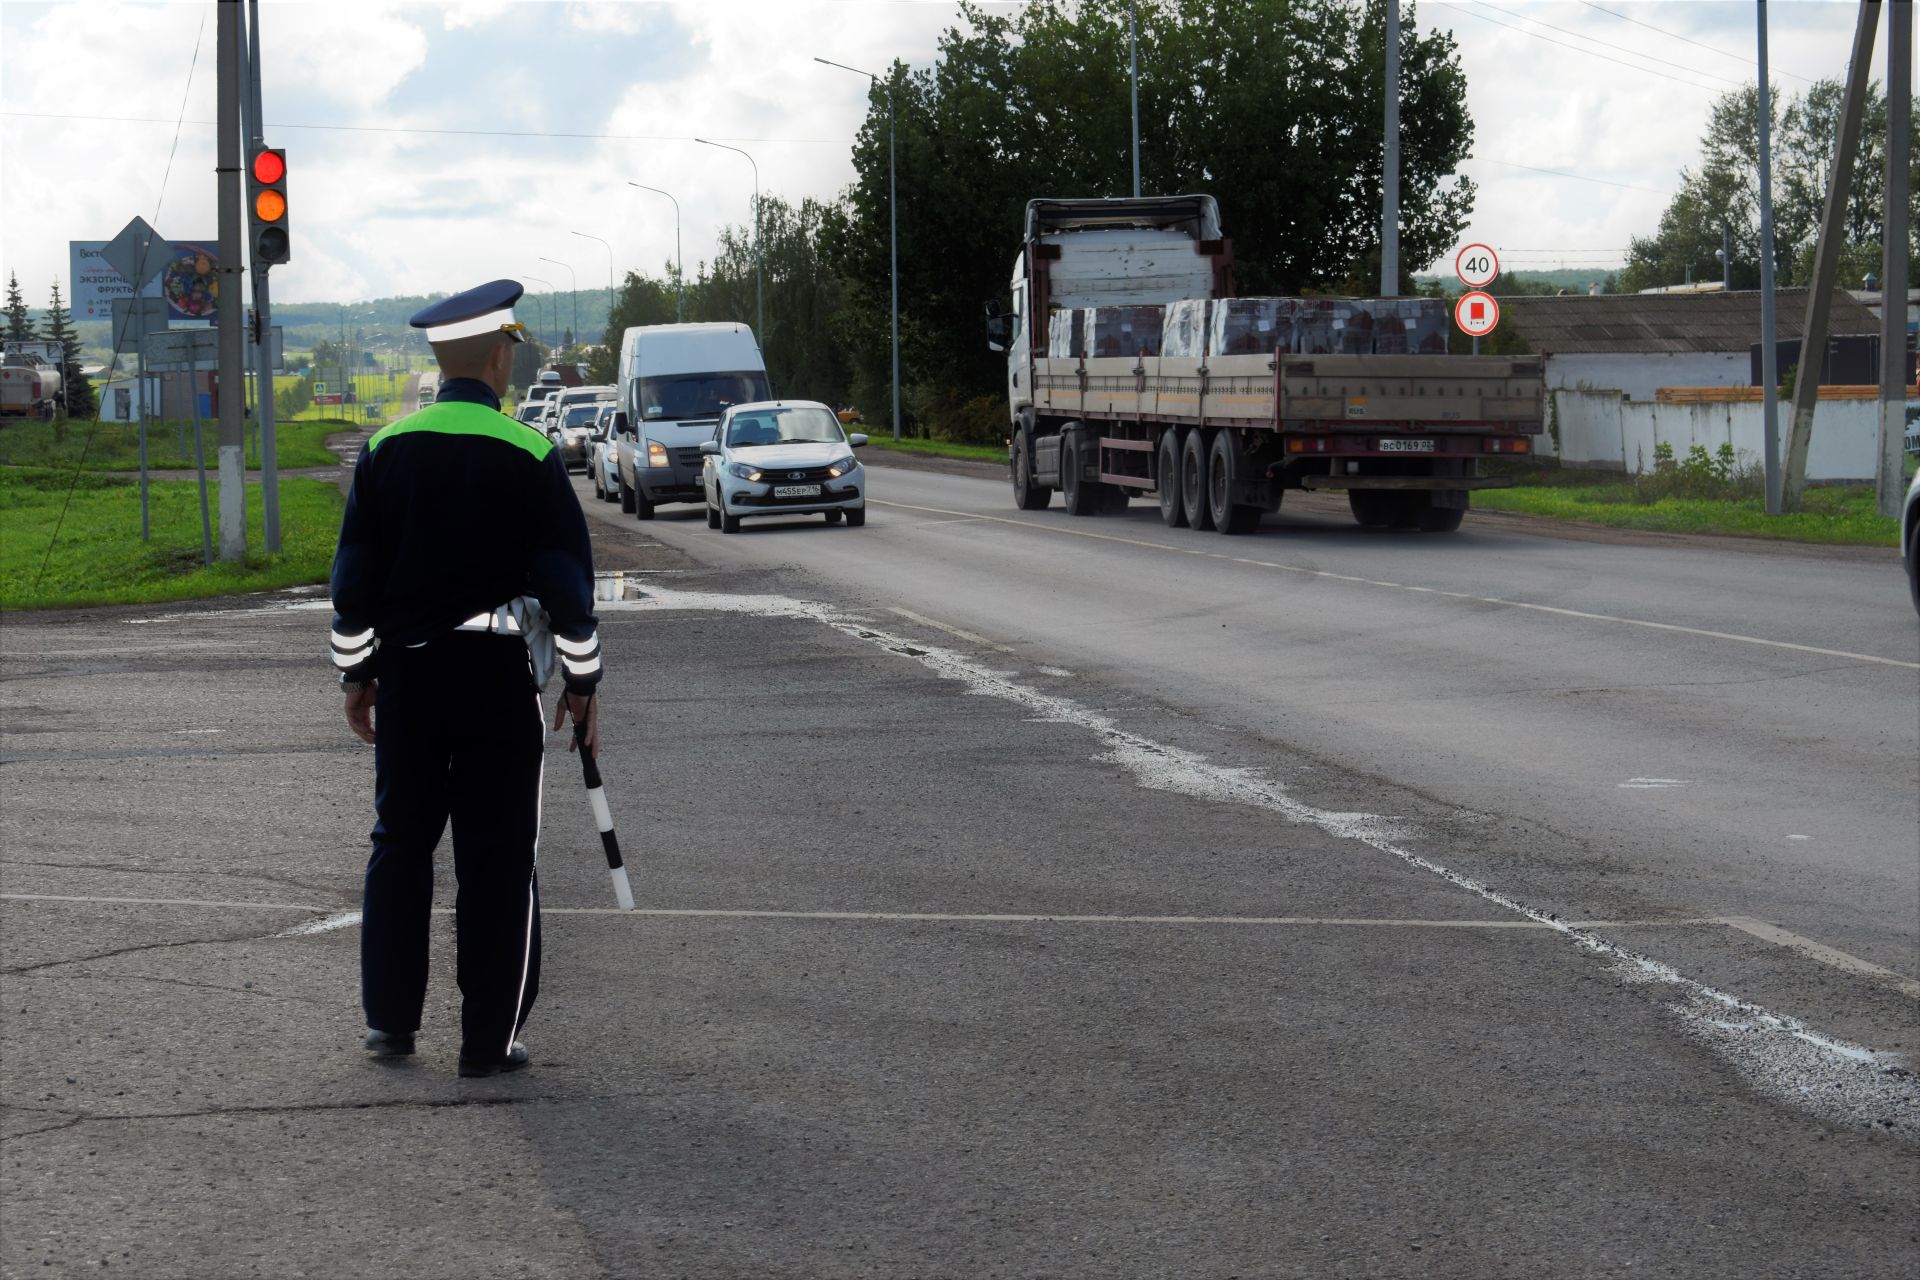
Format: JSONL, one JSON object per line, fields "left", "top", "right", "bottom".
{"left": 827, "top": 455, "right": 859, "bottom": 478}
{"left": 727, "top": 462, "right": 763, "bottom": 482}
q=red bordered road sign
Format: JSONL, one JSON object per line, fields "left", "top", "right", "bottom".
{"left": 1455, "top": 290, "right": 1500, "bottom": 337}
{"left": 1454, "top": 243, "right": 1499, "bottom": 289}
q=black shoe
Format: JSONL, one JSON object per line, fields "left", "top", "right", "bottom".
{"left": 364, "top": 1029, "right": 416, "bottom": 1058}
{"left": 458, "top": 1042, "right": 530, "bottom": 1078}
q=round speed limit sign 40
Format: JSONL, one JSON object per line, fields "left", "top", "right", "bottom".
{"left": 1454, "top": 243, "right": 1498, "bottom": 289}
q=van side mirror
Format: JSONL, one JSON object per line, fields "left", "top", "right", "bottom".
{"left": 612, "top": 411, "right": 629, "bottom": 436}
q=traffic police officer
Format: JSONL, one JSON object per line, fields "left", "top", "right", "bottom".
{"left": 330, "top": 280, "right": 602, "bottom": 1078}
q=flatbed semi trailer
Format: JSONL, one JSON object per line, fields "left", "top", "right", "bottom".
{"left": 994, "top": 196, "right": 1545, "bottom": 533}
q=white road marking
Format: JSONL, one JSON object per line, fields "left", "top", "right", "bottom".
{"left": 1619, "top": 778, "right": 1690, "bottom": 789}
{"left": 1717, "top": 917, "right": 1920, "bottom": 1000}
{"left": 598, "top": 585, "right": 1920, "bottom": 1126}
{"left": 869, "top": 499, "right": 1920, "bottom": 671}
{"left": 887, "top": 607, "right": 1017, "bottom": 654}
{"left": 1036, "top": 665, "right": 1074, "bottom": 678}
{"left": 0, "top": 893, "right": 333, "bottom": 912}
{"left": 277, "top": 910, "right": 363, "bottom": 937}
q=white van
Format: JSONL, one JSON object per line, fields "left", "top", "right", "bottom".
{"left": 613, "top": 323, "right": 769, "bottom": 518}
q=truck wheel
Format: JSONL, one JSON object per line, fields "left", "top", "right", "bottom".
{"left": 619, "top": 479, "right": 636, "bottom": 514}
{"left": 1011, "top": 426, "right": 1051, "bottom": 510}
{"left": 1207, "top": 432, "right": 1260, "bottom": 534}
{"left": 1417, "top": 498, "right": 1467, "bottom": 533}
{"left": 1181, "top": 429, "right": 1214, "bottom": 530}
{"left": 1061, "top": 429, "right": 1104, "bottom": 516}
{"left": 1348, "top": 490, "right": 1394, "bottom": 528}
{"left": 1157, "top": 430, "right": 1187, "bottom": 527}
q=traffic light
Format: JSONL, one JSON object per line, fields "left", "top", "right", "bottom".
{"left": 247, "top": 147, "right": 290, "bottom": 266}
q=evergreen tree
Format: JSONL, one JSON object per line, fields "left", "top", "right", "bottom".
{"left": 4, "top": 273, "right": 32, "bottom": 341}
{"left": 40, "top": 282, "right": 95, "bottom": 418}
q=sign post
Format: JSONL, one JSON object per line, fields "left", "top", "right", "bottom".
{"left": 103, "top": 219, "right": 171, "bottom": 543}
{"left": 1454, "top": 243, "right": 1499, "bottom": 355}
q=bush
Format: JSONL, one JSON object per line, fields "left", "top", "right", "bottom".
{"left": 1632, "top": 440, "right": 1759, "bottom": 503}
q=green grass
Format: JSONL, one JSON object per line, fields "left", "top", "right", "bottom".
{"left": 1475, "top": 478, "right": 1899, "bottom": 546}
{"left": 859, "top": 435, "right": 1006, "bottom": 464}
{"left": 0, "top": 467, "right": 344, "bottom": 610}
{"left": 0, "top": 418, "right": 352, "bottom": 471}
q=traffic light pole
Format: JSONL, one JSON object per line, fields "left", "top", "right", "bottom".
{"left": 216, "top": 0, "right": 246, "bottom": 563}
{"left": 242, "top": 0, "right": 279, "bottom": 552}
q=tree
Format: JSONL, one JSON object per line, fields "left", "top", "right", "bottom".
{"left": 4, "top": 273, "right": 32, "bottom": 341}
{"left": 1620, "top": 79, "right": 1917, "bottom": 293}
{"left": 827, "top": 0, "right": 1475, "bottom": 429}
{"left": 40, "top": 282, "right": 94, "bottom": 418}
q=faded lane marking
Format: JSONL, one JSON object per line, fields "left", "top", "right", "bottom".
{"left": 277, "top": 910, "right": 363, "bottom": 937}
{"left": 1620, "top": 778, "right": 1690, "bottom": 789}
{"left": 887, "top": 607, "right": 1018, "bottom": 654}
{"left": 604, "top": 585, "right": 1920, "bottom": 1129}
{"left": 869, "top": 499, "right": 1920, "bottom": 671}
{"left": 1718, "top": 917, "right": 1920, "bottom": 1000}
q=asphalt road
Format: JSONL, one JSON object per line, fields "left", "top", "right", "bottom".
{"left": 2, "top": 450, "right": 1916, "bottom": 1278}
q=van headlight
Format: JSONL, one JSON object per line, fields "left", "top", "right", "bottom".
{"left": 646, "top": 440, "right": 671, "bottom": 468}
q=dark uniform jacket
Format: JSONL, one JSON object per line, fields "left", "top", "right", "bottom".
{"left": 329, "top": 377, "right": 601, "bottom": 694}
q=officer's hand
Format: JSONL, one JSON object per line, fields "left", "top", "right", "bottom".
{"left": 344, "top": 683, "right": 377, "bottom": 745}
{"left": 553, "top": 690, "right": 598, "bottom": 756}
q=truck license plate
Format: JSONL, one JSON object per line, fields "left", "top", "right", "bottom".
{"left": 1379, "top": 439, "right": 1436, "bottom": 453}
{"left": 775, "top": 484, "right": 822, "bottom": 498}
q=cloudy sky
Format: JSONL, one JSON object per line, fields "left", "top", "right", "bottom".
{"left": 0, "top": 0, "right": 1896, "bottom": 308}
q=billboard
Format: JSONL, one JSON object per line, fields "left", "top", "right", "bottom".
{"left": 69, "top": 239, "right": 220, "bottom": 322}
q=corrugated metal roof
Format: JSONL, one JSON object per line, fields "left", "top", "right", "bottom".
{"left": 1497, "top": 289, "right": 1880, "bottom": 355}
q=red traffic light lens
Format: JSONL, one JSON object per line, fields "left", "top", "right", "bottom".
{"left": 252, "top": 150, "right": 285, "bottom": 184}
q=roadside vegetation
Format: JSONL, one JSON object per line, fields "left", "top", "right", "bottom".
{"left": 0, "top": 468, "right": 343, "bottom": 610}
{"left": 0, "top": 417, "right": 351, "bottom": 471}
{"left": 857, "top": 436, "right": 1005, "bottom": 464}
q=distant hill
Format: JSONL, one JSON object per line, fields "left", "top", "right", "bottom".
{"left": 1415, "top": 268, "right": 1619, "bottom": 294}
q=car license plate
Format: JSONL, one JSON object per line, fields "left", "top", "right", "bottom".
{"left": 1379, "top": 438, "right": 1436, "bottom": 453}
{"left": 774, "top": 484, "right": 822, "bottom": 498}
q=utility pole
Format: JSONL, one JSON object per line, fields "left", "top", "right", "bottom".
{"left": 1721, "top": 222, "right": 1731, "bottom": 291}
{"left": 694, "top": 139, "right": 763, "bottom": 352}
{"left": 1757, "top": 0, "right": 1782, "bottom": 514}
{"left": 815, "top": 59, "right": 902, "bottom": 439}
{"left": 1129, "top": 1, "right": 1141, "bottom": 198}
{"left": 242, "top": 0, "right": 278, "bottom": 552}
{"left": 539, "top": 256, "right": 578, "bottom": 348}
{"left": 1781, "top": 0, "right": 1879, "bottom": 513}
{"left": 216, "top": 0, "right": 246, "bottom": 562}
{"left": 1381, "top": 0, "right": 1401, "bottom": 295}
{"left": 629, "top": 183, "right": 683, "bottom": 321}
{"left": 1875, "top": 0, "right": 1910, "bottom": 519}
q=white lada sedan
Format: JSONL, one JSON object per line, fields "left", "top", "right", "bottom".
{"left": 700, "top": 400, "right": 868, "bottom": 533}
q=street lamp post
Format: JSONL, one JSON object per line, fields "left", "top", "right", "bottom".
{"left": 693, "top": 137, "right": 763, "bottom": 350}
{"left": 629, "top": 182, "right": 684, "bottom": 321}
{"left": 521, "top": 275, "right": 557, "bottom": 347}
{"left": 816, "top": 56, "right": 901, "bottom": 441}
{"left": 571, "top": 231, "right": 615, "bottom": 340}
{"left": 538, "top": 255, "right": 578, "bottom": 349}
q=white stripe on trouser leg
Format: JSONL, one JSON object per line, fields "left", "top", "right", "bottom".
{"left": 507, "top": 691, "right": 543, "bottom": 1056}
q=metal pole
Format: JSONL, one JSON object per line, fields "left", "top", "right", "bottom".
{"left": 888, "top": 83, "right": 901, "bottom": 441}
{"left": 523, "top": 275, "right": 554, "bottom": 346}
{"left": 539, "top": 256, "right": 578, "bottom": 348}
{"left": 629, "top": 184, "right": 684, "bottom": 321}
{"left": 1782, "top": 0, "right": 1880, "bottom": 512}
{"left": 135, "top": 316, "right": 150, "bottom": 541}
{"left": 1876, "top": 0, "right": 1911, "bottom": 519}
{"left": 216, "top": 0, "right": 246, "bottom": 562}
{"left": 1382, "top": 0, "right": 1401, "bottom": 295}
{"left": 571, "top": 231, "right": 615, "bottom": 339}
{"left": 1722, "top": 222, "right": 1732, "bottom": 291}
{"left": 694, "top": 139, "right": 762, "bottom": 348}
{"left": 188, "top": 347, "right": 213, "bottom": 567}
{"left": 245, "top": 0, "right": 278, "bottom": 552}
{"left": 1129, "top": 1, "right": 1141, "bottom": 198}
{"left": 1757, "top": 0, "right": 1781, "bottom": 515}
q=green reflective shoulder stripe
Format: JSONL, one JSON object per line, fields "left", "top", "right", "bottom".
{"left": 367, "top": 401, "right": 552, "bottom": 460}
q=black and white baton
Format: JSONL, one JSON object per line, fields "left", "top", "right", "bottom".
{"left": 573, "top": 720, "right": 634, "bottom": 911}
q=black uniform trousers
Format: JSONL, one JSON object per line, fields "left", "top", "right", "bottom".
{"left": 362, "top": 631, "right": 544, "bottom": 1059}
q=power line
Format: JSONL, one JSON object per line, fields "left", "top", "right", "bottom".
{"left": 1477, "top": 157, "right": 1672, "bottom": 196}
{"left": 0, "top": 110, "right": 844, "bottom": 146}
{"left": 1429, "top": 1, "right": 1726, "bottom": 94}
{"left": 1469, "top": 0, "right": 1746, "bottom": 89}
{"left": 1579, "top": 1, "right": 1819, "bottom": 84}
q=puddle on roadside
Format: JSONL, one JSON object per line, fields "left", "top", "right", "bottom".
{"left": 594, "top": 571, "right": 649, "bottom": 603}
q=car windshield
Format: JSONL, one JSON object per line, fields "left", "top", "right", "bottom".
{"left": 638, "top": 371, "right": 771, "bottom": 421}
{"left": 563, "top": 405, "right": 600, "bottom": 428}
{"left": 726, "top": 406, "right": 847, "bottom": 448}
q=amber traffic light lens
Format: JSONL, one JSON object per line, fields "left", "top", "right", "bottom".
{"left": 254, "top": 190, "right": 287, "bottom": 222}
{"left": 252, "top": 150, "right": 285, "bottom": 184}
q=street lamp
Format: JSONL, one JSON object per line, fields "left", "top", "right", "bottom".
{"left": 571, "top": 231, "right": 615, "bottom": 340}
{"left": 629, "top": 182, "right": 684, "bottom": 321}
{"left": 816, "top": 56, "right": 902, "bottom": 441}
{"left": 693, "top": 137, "right": 763, "bottom": 351}
{"left": 538, "top": 255, "right": 578, "bottom": 349}
{"left": 521, "top": 274, "right": 558, "bottom": 346}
